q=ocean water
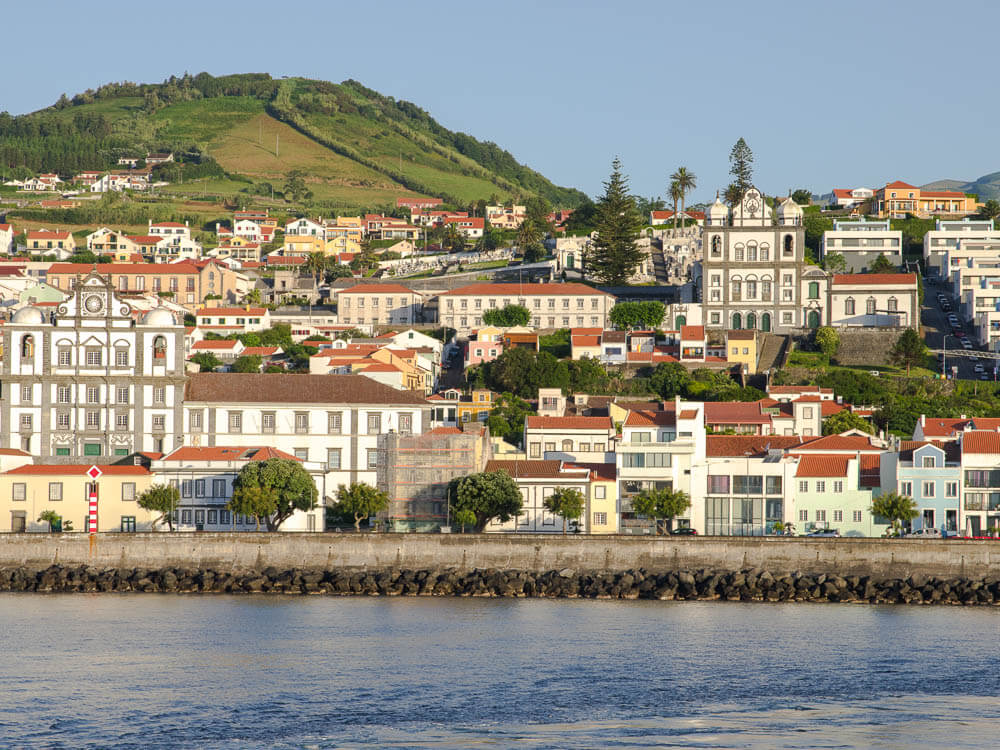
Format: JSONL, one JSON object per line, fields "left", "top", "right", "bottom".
{"left": 0, "top": 595, "right": 998, "bottom": 748}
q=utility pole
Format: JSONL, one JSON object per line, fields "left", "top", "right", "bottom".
{"left": 276, "top": 133, "right": 279, "bottom": 159}
{"left": 259, "top": 119, "right": 262, "bottom": 145}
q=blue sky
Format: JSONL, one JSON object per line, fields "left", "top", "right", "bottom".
{"left": 4, "top": 0, "right": 997, "bottom": 204}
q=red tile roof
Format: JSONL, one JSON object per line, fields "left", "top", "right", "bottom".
{"left": 26, "top": 230, "right": 73, "bottom": 240}
{"left": 832, "top": 273, "right": 917, "bottom": 286}
{"left": 793, "top": 434, "right": 882, "bottom": 452}
{"left": 241, "top": 347, "right": 280, "bottom": 356}
{"left": 680, "top": 325, "right": 705, "bottom": 339}
{"left": 572, "top": 335, "right": 601, "bottom": 347}
{"left": 161, "top": 446, "right": 299, "bottom": 462}
{"left": 191, "top": 340, "right": 240, "bottom": 350}
{"left": 185, "top": 373, "right": 427, "bottom": 405}
{"left": 768, "top": 386, "right": 834, "bottom": 395}
{"left": 795, "top": 454, "right": 851, "bottom": 478}
{"left": 48, "top": 263, "right": 199, "bottom": 274}
{"left": 485, "top": 460, "right": 589, "bottom": 479}
{"left": 440, "top": 283, "right": 610, "bottom": 297}
{"left": 339, "top": 283, "right": 419, "bottom": 295}
{"left": 705, "top": 435, "right": 804, "bottom": 457}
{"left": 961, "top": 430, "right": 1000, "bottom": 455}
{"left": 921, "top": 190, "right": 966, "bottom": 198}
{"left": 919, "top": 417, "right": 970, "bottom": 437}
{"left": 197, "top": 307, "right": 266, "bottom": 317}
{"left": 704, "top": 402, "right": 769, "bottom": 424}
{"left": 525, "top": 416, "right": 613, "bottom": 430}
{"left": 884, "top": 181, "right": 916, "bottom": 189}
{"left": 566, "top": 461, "right": 616, "bottom": 482}
{"left": 624, "top": 410, "right": 676, "bottom": 427}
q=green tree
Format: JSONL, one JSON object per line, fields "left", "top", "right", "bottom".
{"left": 283, "top": 170, "right": 311, "bottom": 203}
{"left": 137, "top": 484, "right": 180, "bottom": 531}
{"left": 584, "top": 158, "right": 645, "bottom": 285}
{"left": 822, "top": 409, "right": 874, "bottom": 436}
{"left": 543, "top": 487, "right": 586, "bottom": 533}
{"left": 978, "top": 199, "right": 1000, "bottom": 220}
{"left": 231, "top": 355, "right": 262, "bottom": 373}
{"left": 448, "top": 471, "right": 523, "bottom": 532}
{"left": 649, "top": 362, "right": 693, "bottom": 399}
{"left": 791, "top": 189, "right": 812, "bottom": 205}
{"left": 823, "top": 252, "right": 847, "bottom": 273}
{"left": 305, "top": 251, "right": 326, "bottom": 286}
{"left": 609, "top": 301, "right": 665, "bottom": 330}
{"left": 728, "top": 137, "right": 754, "bottom": 202}
{"left": 244, "top": 287, "right": 262, "bottom": 305}
{"left": 333, "top": 482, "right": 390, "bottom": 531}
{"left": 486, "top": 347, "right": 570, "bottom": 399}
{"left": 37, "top": 509, "right": 62, "bottom": 532}
{"left": 453, "top": 507, "right": 477, "bottom": 533}
{"left": 889, "top": 328, "right": 928, "bottom": 375}
{"left": 475, "top": 222, "right": 504, "bottom": 252}
{"left": 670, "top": 166, "right": 697, "bottom": 229}
{"left": 482, "top": 304, "right": 531, "bottom": 327}
{"left": 228, "top": 458, "right": 318, "bottom": 531}
{"left": 190, "top": 352, "right": 222, "bottom": 372}
{"left": 814, "top": 326, "right": 840, "bottom": 358}
{"left": 631, "top": 487, "right": 691, "bottom": 534}
{"left": 443, "top": 222, "right": 466, "bottom": 252}
{"left": 567, "top": 357, "right": 611, "bottom": 394}
{"left": 486, "top": 392, "right": 535, "bottom": 445}
{"left": 870, "top": 253, "right": 897, "bottom": 273}
{"left": 871, "top": 490, "right": 918, "bottom": 536}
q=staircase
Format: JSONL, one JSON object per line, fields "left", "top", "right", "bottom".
{"left": 756, "top": 333, "right": 789, "bottom": 373}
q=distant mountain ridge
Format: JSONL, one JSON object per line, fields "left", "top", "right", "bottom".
{"left": 921, "top": 172, "right": 1000, "bottom": 200}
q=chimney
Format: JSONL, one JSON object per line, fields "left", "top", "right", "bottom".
{"left": 674, "top": 395, "right": 681, "bottom": 414}
{"left": 920, "top": 414, "right": 926, "bottom": 427}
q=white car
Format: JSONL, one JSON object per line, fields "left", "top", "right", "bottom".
{"left": 975, "top": 364, "right": 985, "bottom": 373}
{"left": 908, "top": 528, "right": 942, "bottom": 538}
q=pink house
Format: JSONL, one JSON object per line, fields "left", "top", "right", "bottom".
{"left": 465, "top": 328, "right": 504, "bottom": 368}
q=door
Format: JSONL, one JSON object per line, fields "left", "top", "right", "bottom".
{"left": 732, "top": 313, "right": 741, "bottom": 330}
{"left": 922, "top": 509, "right": 934, "bottom": 530}
{"left": 675, "top": 315, "right": 686, "bottom": 328}
{"left": 746, "top": 312, "right": 756, "bottom": 330}
{"left": 761, "top": 313, "right": 771, "bottom": 332}
{"left": 11, "top": 511, "right": 26, "bottom": 533}
{"left": 968, "top": 515, "right": 982, "bottom": 537}
{"left": 945, "top": 509, "right": 957, "bottom": 532}
{"left": 807, "top": 310, "right": 820, "bottom": 329}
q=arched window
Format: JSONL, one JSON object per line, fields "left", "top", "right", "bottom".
{"left": 153, "top": 335, "right": 167, "bottom": 360}
{"left": 675, "top": 315, "right": 686, "bottom": 328}
{"left": 761, "top": 280, "right": 772, "bottom": 301}
{"left": 760, "top": 243, "right": 770, "bottom": 262}
{"left": 732, "top": 280, "right": 742, "bottom": 301}
{"left": 808, "top": 282, "right": 819, "bottom": 300}
{"left": 761, "top": 313, "right": 771, "bottom": 332}
{"left": 20, "top": 334, "right": 33, "bottom": 361}
{"left": 887, "top": 296, "right": 898, "bottom": 312}
{"left": 866, "top": 297, "right": 876, "bottom": 315}
{"left": 734, "top": 243, "right": 744, "bottom": 262}
{"left": 711, "top": 236, "right": 722, "bottom": 257}
{"left": 845, "top": 297, "right": 855, "bottom": 315}
{"left": 561, "top": 439, "right": 573, "bottom": 452}
{"left": 746, "top": 280, "right": 757, "bottom": 299}
{"left": 747, "top": 241, "right": 758, "bottom": 262}
{"left": 746, "top": 312, "right": 757, "bottom": 330}
{"left": 784, "top": 235, "right": 794, "bottom": 256}
{"left": 732, "top": 313, "right": 742, "bottom": 330}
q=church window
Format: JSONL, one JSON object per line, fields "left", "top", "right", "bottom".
{"left": 784, "top": 235, "right": 794, "bottom": 256}
{"left": 760, "top": 244, "right": 770, "bottom": 262}
{"left": 734, "top": 244, "right": 744, "bottom": 262}
{"left": 866, "top": 297, "right": 876, "bottom": 315}
{"left": 845, "top": 297, "right": 855, "bottom": 315}
{"left": 153, "top": 335, "right": 167, "bottom": 360}
{"left": 761, "top": 280, "right": 772, "bottom": 301}
{"left": 747, "top": 242, "right": 757, "bottom": 262}
{"left": 711, "top": 236, "right": 722, "bottom": 257}
{"left": 732, "top": 280, "right": 742, "bottom": 301}
{"left": 888, "top": 296, "right": 898, "bottom": 312}
{"left": 808, "top": 282, "right": 819, "bottom": 300}
{"left": 20, "top": 335, "right": 34, "bottom": 361}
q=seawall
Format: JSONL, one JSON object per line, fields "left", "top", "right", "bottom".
{"left": 2, "top": 533, "right": 999, "bottom": 579}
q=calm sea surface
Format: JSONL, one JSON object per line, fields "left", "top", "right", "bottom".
{"left": 0, "top": 595, "right": 998, "bottom": 749}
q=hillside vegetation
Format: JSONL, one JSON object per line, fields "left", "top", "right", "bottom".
{"left": 0, "top": 73, "right": 586, "bottom": 210}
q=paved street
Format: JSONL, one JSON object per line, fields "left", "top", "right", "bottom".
{"left": 921, "top": 277, "right": 994, "bottom": 382}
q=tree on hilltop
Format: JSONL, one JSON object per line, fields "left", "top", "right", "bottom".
{"left": 727, "top": 137, "right": 754, "bottom": 203}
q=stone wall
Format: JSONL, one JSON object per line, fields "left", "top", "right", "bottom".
{"left": 2, "top": 533, "right": 998, "bottom": 579}
{"left": 791, "top": 327, "right": 905, "bottom": 366}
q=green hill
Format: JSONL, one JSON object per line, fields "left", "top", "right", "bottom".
{"left": 0, "top": 73, "right": 586, "bottom": 209}
{"left": 922, "top": 172, "right": 1000, "bottom": 201}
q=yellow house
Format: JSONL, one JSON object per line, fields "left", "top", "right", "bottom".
{"left": 458, "top": 389, "right": 494, "bottom": 423}
{"left": 576, "top": 462, "right": 618, "bottom": 534}
{"left": 0, "top": 464, "right": 156, "bottom": 533}
{"left": 325, "top": 235, "right": 361, "bottom": 256}
{"left": 726, "top": 329, "right": 758, "bottom": 372}
{"left": 285, "top": 234, "right": 325, "bottom": 256}
{"left": 370, "top": 347, "right": 426, "bottom": 392}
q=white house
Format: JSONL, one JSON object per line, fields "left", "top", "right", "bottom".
{"left": 829, "top": 187, "right": 873, "bottom": 210}
{"left": 924, "top": 219, "right": 1000, "bottom": 279}
{"left": 0, "top": 223, "right": 14, "bottom": 254}
{"left": 828, "top": 273, "right": 919, "bottom": 328}
{"left": 821, "top": 218, "right": 903, "bottom": 273}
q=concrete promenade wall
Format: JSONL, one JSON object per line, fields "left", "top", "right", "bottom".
{"left": 2, "top": 533, "right": 999, "bottom": 578}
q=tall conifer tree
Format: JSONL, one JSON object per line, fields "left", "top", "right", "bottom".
{"left": 585, "top": 158, "right": 644, "bottom": 285}
{"left": 727, "top": 137, "right": 754, "bottom": 203}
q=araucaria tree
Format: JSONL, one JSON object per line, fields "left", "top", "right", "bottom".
{"left": 631, "top": 487, "right": 691, "bottom": 534}
{"left": 228, "top": 458, "right": 318, "bottom": 531}
{"left": 542, "top": 487, "right": 585, "bottom": 533}
{"left": 448, "top": 471, "right": 523, "bottom": 532}
{"left": 727, "top": 137, "right": 754, "bottom": 202}
{"left": 334, "top": 482, "right": 391, "bottom": 531}
{"left": 584, "top": 158, "right": 645, "bottom": 285}
{"left": 137, "top": 484, "right": 181, "bottom": 531}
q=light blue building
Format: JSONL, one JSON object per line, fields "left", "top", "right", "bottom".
{"left": 881, "top": 441, "right": 962, "bottom": 533}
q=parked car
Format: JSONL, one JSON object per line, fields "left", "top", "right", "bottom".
{"left": 962, "top": 340, "right": 974, "bottom": 350}
{"left": 974, "top": 364, "right": 984, "bottom": 373}
{"left": 980, "top": 372, "right": 990, "bottom": 381}
{"left": 669, "top": 527, "right": 697, "bottom": 536}
{"left": 908, "top": 528, "right": 943, "bottom": 538}
{"left": 805, "top": 528, "right": 840, "bottom": 538}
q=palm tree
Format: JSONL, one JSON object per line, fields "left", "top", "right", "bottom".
{"left": 670, "top": 167, "right": 697, "bottom": 230}
{"left": 669, "top": 181, "right": 682, "bottom": 232}
{"left": 305, "top": 251, "right": 326, "bottom": 287}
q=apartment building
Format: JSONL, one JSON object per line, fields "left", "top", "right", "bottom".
{"left": 183, "top": 373, "right": 429, "bottom": 492}
{"left": 820, "top": 218, "right": 903, "bottom": 273}
{"left": 47, "top": 263, "right": 205, "bottom": 310}
{"left": 958, "top": 430, "right": 1000, "bottom": 537}
{"left": 1, "top": 272, "right": 186, "bottom": 459}
{"left": 880, "top": 441, "right": 961, "bottom": 534}
{"left": 439, "top": 282, "right": 615, "bottom": 332}
{"left": 524, "top": 415, "right": 616, "bottom": 463}
{"left": 152, "top": 446, "right": 328, "bottom": 532}
{"left": 948, "top": 253, "right": 1000, "bottom": 349}
{"left": 791, "top": 454, "right": 884, "bottom": 536}
{"left": 337, "top": 283, "right": 423, "bottom": 326}
{"left": 923, "top": 219, "right": 1000, "bottom": 278}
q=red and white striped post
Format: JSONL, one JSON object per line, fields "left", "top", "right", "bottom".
{"left": 86, "top": 465, "right": 102, "bottom": 535}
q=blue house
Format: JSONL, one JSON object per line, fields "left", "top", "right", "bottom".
{"left": 882, "top": 441, "right": 962, "bottom": 533}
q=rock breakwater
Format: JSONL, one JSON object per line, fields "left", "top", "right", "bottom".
{"left": 3, "top": 565, "right": 1000, "bottom": 604}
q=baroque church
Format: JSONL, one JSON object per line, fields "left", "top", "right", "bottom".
{"left": 701, "top": 187, "right": 828, "bottom": 333}
{"left": 1, "top": 271, "right": 186, "bottom": 460}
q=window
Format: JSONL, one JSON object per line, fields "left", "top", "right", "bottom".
{"left": 86, "top": 411, "right": 99, "bottom": 429}
{"left": 194, "top": 510, "right": 204, "bottom": 525}
{"left": 708, "top": 475, "right": 730, "bottom": 494}
{"left": 328, "top": 412, "right": 342, "bottom": 434}
{"left": 833, "top": 510, "right": 843, "bottom": 522}
{"left": 207, "top": 510, "right": 218, "bottom": 525}
{"left": 20, "top": 385, "right": 31, "bottom": 402}
{"left": 220, "top": 509, "right": 231, "bottom": 525}
{"left": 367, "top": 449, "right": 378, "bottom": 469}
{"left": 561, "top": 439, "right": 573, "bottom": 452}
{"left": 86, "top": 349, "right": 102, "bottom": 366}
{"left": 116, "top": 414, "right": 129, "bottom": 429}
{"left": 399, "top": 414, "right": 412, "bottom": 434}
{"left": 946, "top": 481, "right": 958, "bottom": 498}
{"left": 834, "top": 481, "right": 843, "bottom": 493}
{"left": 48, "top": 482, "right": 62, "bottom": 501}
{"left": 808, "top": 282, "right": 819, "bottom": 300}
{"left": 593, "top": 512, "right": 607, "bottom": 525}
{"left": 181, "top": 510, "right": 192, "bottom": 525}
{"left": 229, "top": 412, "right": 242, "bottom": 433}
{"left": 181, "top": 480, "right": 192, "bottom": 498}
{"left": 815, "top": 510, "right": 827, "bottom": 523}
{"left": 262, "top": 412, "right": 275, "bottom": 433}
{"left": 595, "top": 485, "right": 606, "bottom": 499}
{"left": 367, "top": 413, "right": 382, "bottom": 433}
{"left": 294, "top": 448, "right": 308, "bottom": 461}
{"left": 190, "top": 410, "right": 203, "bottom": 432}
{"left": 853, "top": 510, "right": 863, "bottom": 522}
{"left": 529, "top": 443, "right": 540, "bottom": 458}
{"left": 122, "top": 483, "right": 136, "bottom": 502}
{"left": 84, "top": 443, "right": 101, "bottom": 456}
{"left": 866, "top": 297, "right": 876, "bottom": 315}
{"left": 888, "top": 296, "right": 898, "bottom": 312}
{"left": 152, "top": 415, "right": 165, "bottom": 431}
{"left": 845, "top": 297, "right": 855, "bottom": 315}
{"left": 799, "top": 480, "right": 808, "bottom": 493}
{"left": 58, "top": 348, "right": 71, "bottom": 366}
{"left": 900, "top": 481, "right": 912, "bottom": 496}
{"left": 56, "top": 386, "right": 71, "bottom": 404}
{"left": 86, "top": 386, "right": 99, "bottom": 404}
{"left": 192, "top": 479, "right": 204, "bottom": 498}
{"left": 798, "top": 509, "right": 807, "bottom": 522}
{"left": 116, "top": 386, "right": 129, "bottom": 403}
{"left": 116, "top": 348, "right": 128, "bottom": 367}
{"left": 120, "top": 516, "right": 136, "bottom": 533}
{"left": 816, "top": 481, "right": 826, "bottom": 493}
{"left": 327, "top": 448, "right": 341, "bottom": 470}
{"left": 923, "top": 481, "right": 935, "bottom": 498}
{"left": 295, "top": 412, "right": 309, "bottom": 434}
{"left": 621, "top": 453, "right": 645, "bottom": 468}
{"left": 56, "top": 413, "right": 70, "bottom": 429}
{"left": 766, "top": 476, "right": 782, "bottom": 495}
{"left": 922, "top": 456, "right": 935, "bottom": 468}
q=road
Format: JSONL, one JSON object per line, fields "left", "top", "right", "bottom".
{"left": 921, "top": 277, "right": 992, "bottom": 382}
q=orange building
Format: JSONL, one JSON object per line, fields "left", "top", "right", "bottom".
{"left": 873, "top": 181, "right": 978, "bottom": 219}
